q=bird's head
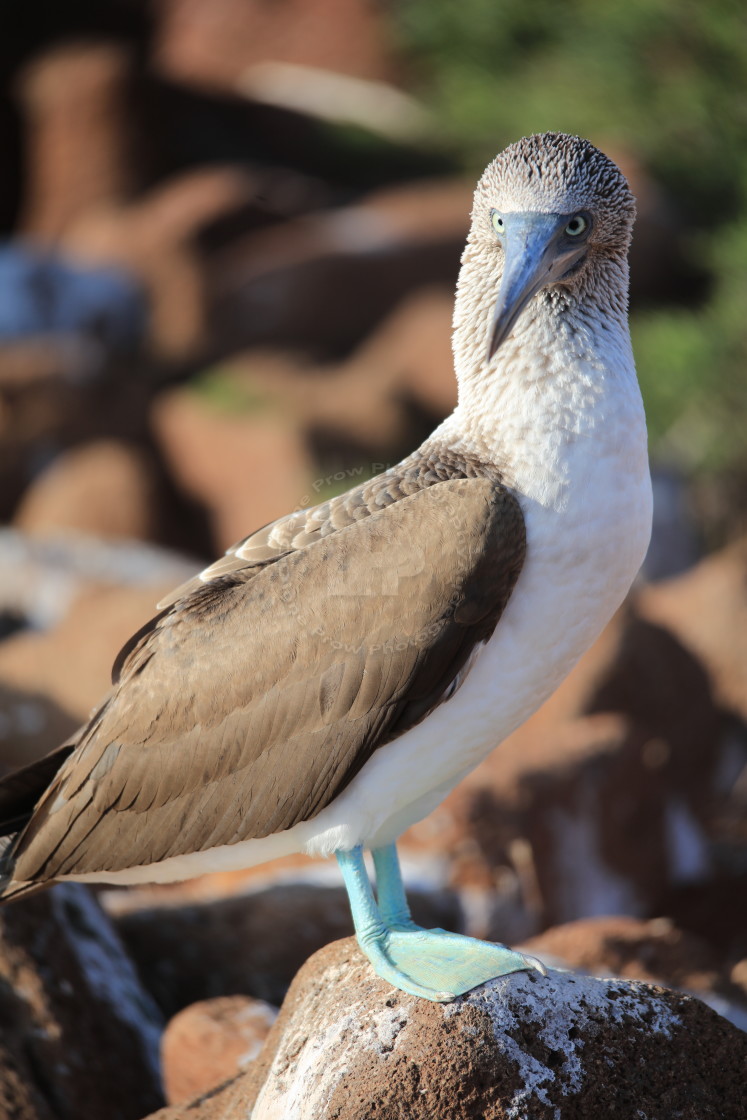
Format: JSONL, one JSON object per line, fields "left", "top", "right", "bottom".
{"left": 469, "top": 133, "right": 636, "bottom": 360}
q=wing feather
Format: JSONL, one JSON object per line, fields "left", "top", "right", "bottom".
{"left": 7, "top": 467, "right": 525, "bottom": 882}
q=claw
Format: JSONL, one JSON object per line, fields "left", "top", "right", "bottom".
{"left": 521, "top": 953, "right": 548, "bottom": 977}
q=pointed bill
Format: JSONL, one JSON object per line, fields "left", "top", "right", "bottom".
{"left": 487, "top": 212, "right": 588, "bottom": 360}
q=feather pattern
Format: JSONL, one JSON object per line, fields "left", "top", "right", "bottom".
{"left": 5, "top": 446, "right": 525, "bottom": 882}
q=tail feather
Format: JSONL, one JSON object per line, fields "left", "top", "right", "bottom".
{"left": 0, "top": 742, "right": 76, "bottom": 902}
{"left": 0, "top": 835, "right": 42, "bottom": 902}
{"left": 0, "top": 833, "right": 39, "bottom": 902}
{"left": 0, "top": 743, "right": 75, "bottom": 836}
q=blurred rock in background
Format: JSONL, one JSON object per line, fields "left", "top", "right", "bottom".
{"left": 0, "top": 1, "right": 745, "bottom": 1115}
{"left": 0, "top": 883, "right": 164, "bottom": 1119}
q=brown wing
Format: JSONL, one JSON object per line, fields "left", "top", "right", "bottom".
{"left": 9, "top": 474, "right": 525, "bottom": 883}
{"left": 155, "top": 448, "right": 506, "bottom": 608}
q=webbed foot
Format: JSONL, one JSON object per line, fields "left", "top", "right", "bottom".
{"left": 336, "top": 843, "right": 545, "bottom": 1003}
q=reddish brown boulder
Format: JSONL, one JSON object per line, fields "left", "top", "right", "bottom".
{"left": 216, "top": 286, "right": 455, "bottom": 464}
{"left": 153, "top": 0, "right": 400, "bottom": 90}
{"left": 524, "top": 914, "right": 724, "bottom": 993}
{"left": 0, "top": 362, "right": 114, "bottom": 522}
{"left": 207, "top": 178, "right": 471, "bottom": 357}
{"left": 339, "top": 287, "right": 457, "bottom": 421}
{"left": 0, "top": 339, "right": 158, "bottom": 525}
{"left": 0, "top": 884, "right": 163, "bottom": 1120}
{"left": 144, "top": 936, "right": 747, "bottom": 1120}
{"left": 637, "top": 536, "right": 747, "bottom": 723}
{"left": 161, "top": 995, "right": 277, "bottom": 1104}
{"left": 0, "top": 339, "right": 95, "bottom": 391}
{"left": 0, "top": 582, "right": 173, "bottom": 731}
{"left": 110, "top": 879, "right": 459, "bottom": 1016}
{"left": 14, "top": 440, "right": 161, "bottom": 542}
{"left": 0, "top": 530, "right": 197, "bottom": 633}
{"left": 16, "top": 42, "right": 137, "bottom": 240}
{"left": 151, "top": 385, "right": 312, "bottom": 551}
{"left": 0, "top": 681, "right": 79, "bottom": 775}
{"left": 62, "top": 167, "right": 261, "bottom": 358}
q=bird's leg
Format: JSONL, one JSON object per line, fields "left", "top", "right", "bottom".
{"left": 336, "top": 845, "right": 453, "bottom": 1001}
{"left": 335, "top": 845, "right": 388, "bottom": 943}
{"left": 371, "top": 843, "right": 418, "bottom": 930}
{"left": 337, "top": 845, "right": 546, "bottom": 1003}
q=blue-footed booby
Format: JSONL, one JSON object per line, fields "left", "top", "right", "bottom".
{"left": 0, "top": 133, "right": 651, "bottom": 1002}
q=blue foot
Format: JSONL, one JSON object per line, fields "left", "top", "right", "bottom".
{"left": 364, "top": 924, "right": 544, "bottom": 1002}
{"left": 336, "top": 844, "right": 545, "bottom": 1003}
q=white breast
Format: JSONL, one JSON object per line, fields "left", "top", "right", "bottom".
{"left": 298, "top": 326, "right": 652, "bottom": 855}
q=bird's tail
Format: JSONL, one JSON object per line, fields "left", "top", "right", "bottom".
{"left": 0, "top": 742, "right": 75, "bottom": 903}
{"left": 0, "top": 835, "right": 39, "bottom": 901}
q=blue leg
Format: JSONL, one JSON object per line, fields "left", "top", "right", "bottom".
{"left": 371, "top": 843, "right": 418, "bottom": 930}
{"left": 336, "top": 845, "right": 453, "bottom": 1000}
{"left": 338, "top": 843, "right": 546, "bottom": 1003}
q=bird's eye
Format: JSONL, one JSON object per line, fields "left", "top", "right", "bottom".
{"left": 565, "top": 214, "right": 588, "bottom": 237}
{"left": 490, "top": 210, "right": 504, "bottom": 236}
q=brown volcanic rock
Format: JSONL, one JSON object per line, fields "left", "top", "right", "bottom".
{"left": 0, "top": 681, "right": 79, "bottom": 775}
{"left": 0, "top": 1055, "right": 54, "bottom": 1120}
{"left": 336, "top": 286, "right": 457, "bottom": 422}
{"left": 17, "top": 42, "right": 136, "bottom": 240}
{"left": 220, "top": 287, "right": 455, "bottom": 461}
{"left": 62, "top": 167, "right": 260, "bottom": 358}
{"left": 524, "top": 915, "right": 723, "bottom": 992}
{"left": 15, "top": 440, "right": 160, "bottom": 542}
{"left": 153, "top": 0, "right": 400, "bottom": 90}
{"left": 0, "top": 339, "right": 97, "bottom": 391}
{"left": 161, "top": 995, "right": 277, "bottom": 1104}
{"left": 637, "top": 536, "right": 747, "bottom": 723}
{"left": 509, "top": 603, "right": 723, "bottom": 745}
{"left": 208, "top": 178, "right": 471, "bottom": 357}
{"left": 111, "top": 880, "right": 459, "bottom": 1017}
{"left": 0, "top": 346, "right": 156, "bottom": 525}
{"left": 145, "top": 936, "right": 747, "bottom": 1120}
{"left": 151, "top": 386, "right": 311, "bottom": 551}
{"left": 0, "top": 884, "right": 163, "bottom": 1120}
{"left": 0, "top": 582, "right": 172, "bottom": 730}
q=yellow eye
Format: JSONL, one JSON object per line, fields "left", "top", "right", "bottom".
{"left": 490, "top": 210, "right": 504, "bottom": 235}
{"left": 565, "top": 214, "right": 588, "bottom": 237}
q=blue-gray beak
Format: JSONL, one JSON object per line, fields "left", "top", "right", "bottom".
{"left": 488, "top": 212, "right": 588, "bottom": 360}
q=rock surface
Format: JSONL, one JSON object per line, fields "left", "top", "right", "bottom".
{"left": 145, "top": 936, "right": 747, "bottom": 1120}
{"left": 161, "top": 994, "right": 277, "bottom": 1104}
{"left": 0, "top": 884, "right": 164, "bottom": 1120}
{"left": 17, "top": 42, "right": 137, "bottom": 239}
{"left": 522, "top": 914, "right": 747, "bottom": 1029}
{"left": 208, "top": 179, "right": 469, "bottom": 358}
{"left": 524, "top": 914, "right": 725, "bottom": 992}
{"left": 111, "top": 880, "right": 459, "bottom": 1017}
{"left": 61, "top": 166, "right": 264, "bottom": 359}
{"left": 218, "top": 287, "right": 457, "bottom": 457}
{"left": 151, "top": 385, "right": 312, "bottom": 550}
{"left": 0, "top": 582, "right": 175, "bottom": 735}
{"left": 638, "top": 535, "right": 747, "bottom": 723}
{"left": 153, "top": 0, "right": 400, "bottom": 90}
{"left": 14, "top": 439, "right": 161, "bottom": 542}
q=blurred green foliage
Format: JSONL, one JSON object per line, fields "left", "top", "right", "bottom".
{"left": 189, "top": 366, "right": 277, "bottom": 416}
{"left": 397, "top": 0, "right": 747, "bottom": 477}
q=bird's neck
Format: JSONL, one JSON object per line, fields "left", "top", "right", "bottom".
{"left": 428, "top": 241, "right": 645, "bottom": 511}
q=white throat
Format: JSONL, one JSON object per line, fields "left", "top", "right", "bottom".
{"left": 429, "top": 246, "right": 646, "bottom": 515}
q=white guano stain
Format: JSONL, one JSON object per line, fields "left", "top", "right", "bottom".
{"left": 445, "top": 968, "right": 681, "bottom": 1119}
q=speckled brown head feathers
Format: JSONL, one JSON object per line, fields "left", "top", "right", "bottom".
{"left": 472, "top": 132, "right": 636, "bottom": 256}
